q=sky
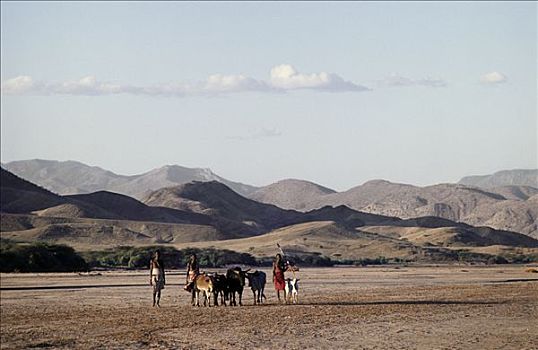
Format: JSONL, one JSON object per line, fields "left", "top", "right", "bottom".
{"left": 1, "top": 1, "right": 536, "bottom": 191}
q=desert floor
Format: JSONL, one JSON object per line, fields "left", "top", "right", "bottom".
{"left": 1, "top": 265, "right": 537, "bottom": 349}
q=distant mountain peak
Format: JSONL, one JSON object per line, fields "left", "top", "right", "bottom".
{"left": 248, "top": 178, "right": 337, "bottom": 211}
{"left": 459, "top": 169, "right": 538, "bottom": 189}
{"left": 360, "top": 179, "right": 417, "bottom": 187}
{"left": 199, "top": 167, "right": 219, "bottom": 180}
{"left": 362, "top": 179, "right": 394, "bottom": 185}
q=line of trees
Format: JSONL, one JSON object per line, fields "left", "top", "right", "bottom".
{"left": 0, "top": 240, "right": 391, "bottom": 272}
{"left": 0, "top": 239, "right": 88, "bottom": 272}
{"left": 81, "top": 246, "right": 258, "bottom": 269}
{"left": 2, "top": 239, "right": 536, "bottom": 273}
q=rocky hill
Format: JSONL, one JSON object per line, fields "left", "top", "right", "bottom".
{"left": 249, "top": 179, "right": 336, "bottom": 210}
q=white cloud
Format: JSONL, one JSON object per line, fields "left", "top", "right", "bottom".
{"left": 1, "top": 75, "right": 36, "bottom": 94}
{"left": 141, "top": 74, "right": 273, "bottom": 97}
{"left": 378, "top": 74, "right": 447, "bottom": 88}
{"left": 56, "top": 76, "right": 125, "bottom": 95}
{"left": 202, "top": 74, "right": 270, "bottom": 93}
{"left": 269, "top": 64, "right": 369, "bottom": 92}
{"left": 1, "top": 74, "right": 269, "bottom": 97}
{"left": 1, "top": 65, "right": 368, "bottom": 97}
{"left": 480, "top": 71, "right": 507, "bottom": 84}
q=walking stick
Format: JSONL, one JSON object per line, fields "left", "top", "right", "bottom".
{"left": 276, "top": 243, "right": 296, "bottom": 278}
{"left": 277, "top": 242, "right": 286, "bottom": 257}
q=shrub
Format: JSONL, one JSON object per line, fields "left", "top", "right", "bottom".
{"left": 487, "top": 255, "right": 509, "bottom": 265}
{"left": 348, "top": 256, "right": 389, "bottom": 266}
{"left": 509, "top": 254, "right": 538, "bottom": 263}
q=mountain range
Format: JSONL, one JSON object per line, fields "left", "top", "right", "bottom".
{"left": 2, "top": 159, "right": 257, "bottom": 199}
{"left": 251, "top": 179, "right": 538, "bottom": 238}
{"left": 2, "top": 166, "right": 537, "bottom": 263}
{"left": 3, "top": 159, "right": 537, "bottom": 238}
{"left": 0, "top": 167, "right": 401, "bottom": 244}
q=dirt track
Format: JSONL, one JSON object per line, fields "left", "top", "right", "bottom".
{"left": 1, "top": 266, "right": 537, "bottom": 349}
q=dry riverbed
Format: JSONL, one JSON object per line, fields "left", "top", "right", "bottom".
{"left": 1, "top": 266, "right": 537, "bottom": 349}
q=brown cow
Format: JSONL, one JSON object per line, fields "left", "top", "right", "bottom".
{"left": 193, "top": 273, "right": 214, "bottom": 307}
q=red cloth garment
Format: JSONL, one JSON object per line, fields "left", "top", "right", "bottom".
{"left": 273, "top": 264, "right": 286, "bottom": 291}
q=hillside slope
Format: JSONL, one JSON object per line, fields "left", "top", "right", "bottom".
{"left": 1, "top": 167, "right": 66, "bottom": 213}
{"left": 172, "top": 221, "right": 538, "bottom": 262}
{"left": 0, "top": 213, "right": 221, "bottom": 250}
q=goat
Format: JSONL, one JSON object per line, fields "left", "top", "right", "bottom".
{"left": 285, "top": 278, "right": 299, "bottom": 304}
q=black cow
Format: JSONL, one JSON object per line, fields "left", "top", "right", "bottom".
{"left": 210, "top": 273, "right": 228, "bottom": 306}
{"left": 226, "top": 267, "right": 249, "bottom": 306}
{"left": 246, "top": 270, "right": 267, "bottom": 305}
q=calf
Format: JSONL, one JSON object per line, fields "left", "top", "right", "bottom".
{"left": 226, "top": 267, "right": 248, "bottom": 306}
{"left": 246, "top": 270, "right": 267, "bottom": 305}
{"left": 285, "top": 278, "right": 299, "bottom": 304}
{"left": 193, "top": 273, "right": 214, "bottom": 307}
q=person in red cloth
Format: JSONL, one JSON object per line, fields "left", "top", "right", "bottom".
{"left": 272, "top": 253, "right": 288, "bottom": 303}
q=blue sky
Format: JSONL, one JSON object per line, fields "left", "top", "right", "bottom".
{"left": 1, "top": 2, "right": 536, "bottom": 190}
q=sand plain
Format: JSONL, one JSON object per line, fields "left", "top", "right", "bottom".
{"left": 1, "top": 265, "right": 537, "bottom": 349}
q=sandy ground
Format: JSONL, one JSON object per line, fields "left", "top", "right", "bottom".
{"left": 1, "top": 266, "right": 537, "bottom": 349}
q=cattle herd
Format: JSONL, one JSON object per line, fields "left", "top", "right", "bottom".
{"left": 190, "top": 267, "right": 299, "bottom": 307}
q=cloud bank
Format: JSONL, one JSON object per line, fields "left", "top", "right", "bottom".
{"left": 480, "top": 71, "right": 507, "bottom": 84}
{"left": 1, "top": 65, "right": 368, "bottom": 97}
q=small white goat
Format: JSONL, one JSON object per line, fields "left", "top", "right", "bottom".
{"left": 284, "top": 278, "right": 299, "bottom": 304}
